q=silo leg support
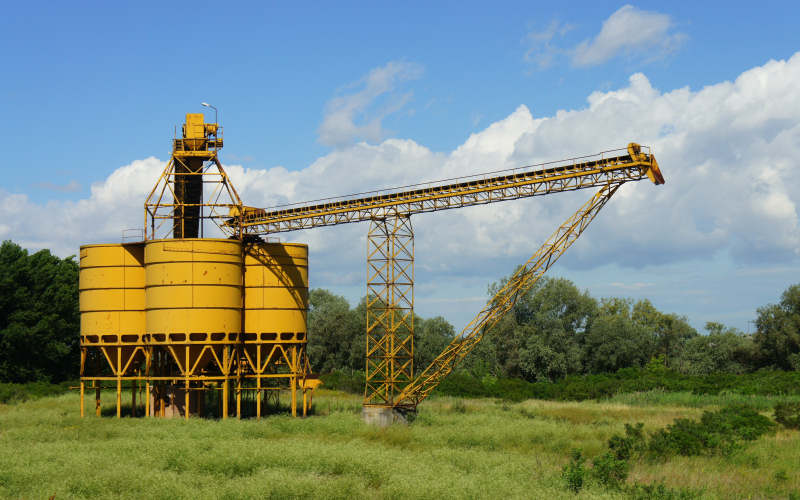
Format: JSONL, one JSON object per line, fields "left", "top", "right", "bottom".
{"left": 222, "top": 347, "right": 229, "bottom": 419}
{"left": 291, "top": 347, "right": 298, "bottom": 417}
{"left": 364, "top": 215, "right": 414, "bottom": 409}
{"left": 185, "top": 380, "right": 190, "bottom": 421}
{"left": 95, "top": 383, "right": 101, "bottom": 417}
{"left": 236, "top": 379, "right": 242, "bottom": 419}
{"left": 132, "top": 379, "right": 137, "bottom": 418}
{"left": 223, "top": 380, "right": 229, "bottom": 419}
{"left": 116, "top": 379, "right": 122, "bottom": 418}
{"left": 80, "top": 382, "right": 85, "bottom": 418}
{"left": 256, "top": 378, "right": 262, "bottom": 420}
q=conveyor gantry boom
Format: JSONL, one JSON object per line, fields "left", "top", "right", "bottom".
{"left": 232, "top": 144, "right": 663, "bottom": 234}
{"left": 227, "top": 143, "right": 664, "bottom": 411}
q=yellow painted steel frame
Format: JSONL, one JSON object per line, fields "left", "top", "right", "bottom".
{"left": 395, "top": 182, "right": 624, "bottom": 408}
{"left": 231, "top": 143, "right": 664, "bottom": 413}
{"left": 146, "top": 331, "right": 239, "bottom": 419}
{"left": 80, "top": 241, "right": 315, "bottom": 420}
{"left": 364, "top": 215, "right": 414, "bottom": 407}
{"left": 81, "top": 327, "right": 313, "bottom": 419}
{"left": 236, "top": 144, "right": 663, "bottom": 234}
{"left": 144, "top": 114, "right": 243, "bottom": 240}
{"left": 81, "top": 115, "right": 319, "bottom": 420}
{"left": 241, "top": 243, "right": 311, "bottom": 418}
{"left": 80, "top": 333, "right": 148, "bottom": 418}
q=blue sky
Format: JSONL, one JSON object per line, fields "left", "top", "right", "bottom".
{"left": 2, "top": 1, "right": 800, "bottom": 334}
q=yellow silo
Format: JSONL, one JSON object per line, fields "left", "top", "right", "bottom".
{"left": 79, "top": 243, "right": 146, "bottom": 336}
{"left": 144, "top": 238, "right": 243, "bottom": 418}
{"left": 242, "top": 242, "right": 309, "bottom": 418}
{"left": 78, "top": 243, "right": 145, "bottom": 417}
{"left": 79, "top": 112, "right": 318, "bottom": 420}
{"left": 244, "top": 242, "right": 308, "bottom": 336}
{"left": 144, "top": 238, "right": 242, "bottom": 334}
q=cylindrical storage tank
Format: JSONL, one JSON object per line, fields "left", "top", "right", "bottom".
{"left": 144, "top": 238, "right": 243, "bottom": 335}
{"left": 243, "top": 243, "right": 308, "bottom": 340}
{"left": 79, "top": 243, "right": 146, "bottom": 373}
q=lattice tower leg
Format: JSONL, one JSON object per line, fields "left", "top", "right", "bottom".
{"left": 364, "top": 215, "right": 414, "bottom": 407}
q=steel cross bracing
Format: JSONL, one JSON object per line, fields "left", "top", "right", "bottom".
{"left": 227, "top": 143, "right": 664, "bottom": 410}
{"left": 235, "top": 145, "right": 663, "bottom": 235}
{"left": 364, "top": 215, "right": 414, "bottom": 407}
{"left": 395, "top": 182, "right": 621, "bottom": 408}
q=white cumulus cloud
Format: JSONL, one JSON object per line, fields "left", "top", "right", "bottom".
{"left": 573, "top": 5, "right": 685, "bottom": 67}
{"left": 317, "top": 61, "right": 424, "bottom": 148}
{"left": 3, "top": 53, "right": 800, "bottom": 311}
{"left": 524, "top": 5, "right": 685, "bottom": 69}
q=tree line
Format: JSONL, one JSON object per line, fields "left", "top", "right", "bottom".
{"left": 0, "top": 239, "right": 798, "bottom": 385}
{"left": 308, "top": 274, "right": 800, "bottom": 381}
{"left": 459, "top": 275, "right": 800, "bottom": 381}
{"left": 0, "top": 241, "right": 79, "bottom": 383}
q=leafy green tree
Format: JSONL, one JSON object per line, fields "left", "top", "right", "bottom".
{"left": 0, "top": 241, "right": 79, "bottom": 383}
{"left": 306, "top": 289, "right": 362, "bottom": 372}
{"left": 676, "top": 322, "right": 755, "bottom": 375}
{"left": 632, "top": 299, "right": 697, "bottom": 366}
{"left": 519, "top": 322, "right": 584, "bottom": 381}
{"left": 583, "top": 298, "right": 657, "bottom": 373}
{"left": 414, "top": 316, "right": 455, "bottom": 371}
{"left": 306, "top": 290, "right": 456, "bottom": 375}
{"left": 348, "top": 298, "right": 368, "bottom": 370}
{"left": 754, "top": 284, "right": 800, "bottom": 370}
{"left": 469, "top": 276, "right": 595, "bottom": 381}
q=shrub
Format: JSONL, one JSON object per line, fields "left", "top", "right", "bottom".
{"left": 608, "top": 422, "right": 646, "bottom": 460}
{"left": 561, "top": 448, "right": 586, "bottom": 493}
{"left": 627, "top": 482, "right": 701, "bottom": 499}
{"left": 774, "top": 402, "right": 800, "bottom": 429}
{"left": 433, "top": 368, "right": 800, "bottom": 402}
{"left": 0, "top": 381, "right": 74, "bottom": 404}
{"left": 591, "top": 451, "right": 628, "bottom": 489}
{"left": 700, "top": 405, "right": 776, "bottom": 441}
{"left": 648, "top": 418, "right": 712, "bottom": 458}
{"left": 647, "top": 405, "right": 775, "bottom": 459}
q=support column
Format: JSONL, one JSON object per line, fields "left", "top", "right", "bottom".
{"left": 291, "top": 347, "right": 298, "bottom": 418}
{"left": 256, "top": 377, "right": 262, "bottom": 420}
{"left": 116, "top": 348, "right": 122, "bottom": 418}
{"left": 364, "top": 215, "right": 414, "bottom": 408}
{"left": 185, "top": 380, "right": 190, "bottom": 421}
{"left": 144, "top": 346, "right": 151, "bottom": 417}
{"left": 132, "top": 378, "right": 137, "bottom": 418}
{"left": 79, "top": 348, "right": 86, "bottom": 417}
{"left": 236, "top": 381, "right": 242, "bottom": 419}
{"left": 185, "top": 347, "right": 190, "bottom": 421}
{"left": 256, "top": 344, "right": 262, "bottom": 420}
{"left": 95, "top": 382, "right": 101, "bottom": 417}
{"left": 221, "top": 347, "right": 229, "bottom": 419}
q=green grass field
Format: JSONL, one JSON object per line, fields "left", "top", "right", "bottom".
{"left": 1, "top": 390, "right": 798, "bottom": 499}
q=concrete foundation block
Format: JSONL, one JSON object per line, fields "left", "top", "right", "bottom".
{"left": 361, "top": 406, "right": 413, "bottom": 426}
